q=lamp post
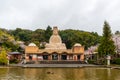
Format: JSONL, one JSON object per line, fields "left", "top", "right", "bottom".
{"left": 106, "top": 55, "right": 111, "bottom": 66}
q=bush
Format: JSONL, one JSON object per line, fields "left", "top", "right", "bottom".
{"left": 0, "top": 48, "right": 8, "bottom": 65}
{"left": 111, "top": 58, "right": 120, "bottom": 65}
{"left": 10, "top": 59, "right": 19, "bottom": 64}
{"left": 0, "top": 60, "right": 8, "bottom": 65}
{"left": 88, "top": 58, "right": 107, "bottom": 65}
{"left": 88, "top": 60, "right": 95, "bottom": 64}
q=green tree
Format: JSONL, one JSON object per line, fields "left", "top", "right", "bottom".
{"left": 45, "top": 26, "right": 52, "bottom": 42}
{"left": 0, "top": 47, "right": 8, "bottom": 65}
{"left": 10, "top": 28, "right": 33, "bottom": 44}
{"left": 60, "top": 29, "right": 101, "bottom": 49}
{"left": 30, "top": 29, "right": 46, "bottom": 48}
{"left": 115, "top": 31, "right": 120, "bottom": 35}
{"left": 2, "top": 41, "right": 19, "bottom": 51}
{"left": 98, "top": 21, "right": 116, "bottom": 58}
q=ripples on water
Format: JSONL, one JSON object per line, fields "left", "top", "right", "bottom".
{"left": 0, "top": 67, "right": 120, "bottom": 80}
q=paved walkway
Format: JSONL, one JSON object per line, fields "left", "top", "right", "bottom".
{"left": 9, "top": 64, "right": 104, "bottom": 68}
{"left": 6, "top": 63, "right": 120, "bottom": 70}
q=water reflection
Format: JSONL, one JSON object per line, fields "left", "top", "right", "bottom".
{"left": 0, "top": 67, "right": 120, "bottom": 80}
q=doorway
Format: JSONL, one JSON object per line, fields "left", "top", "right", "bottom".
{"left": 52, "top": 53, "right": 58, "bottom": 60}
{"left": 43, "top": 53, "right": 49, "bottom": 60}
{"left": 61, "top": 54, "right": 67, "bottom": 60}
{"left": 77, "top": 55, "right": 81, "bottom": 60}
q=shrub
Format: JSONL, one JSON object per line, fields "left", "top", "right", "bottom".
{"left": 0, "top": 48, "right": 8, "bottom": 65}
{"left": 111, "top": 58, "right": 120, "bottom": 65}
{"left": 9, "top": 59, "right": 19, "bottom": 64}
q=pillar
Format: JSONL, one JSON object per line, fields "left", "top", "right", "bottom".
{"left": 48, "top": 55, "right": 51, "bottom": 60}
{"left": 67, "top": 55, "right": 69, "bottom": 60}
{"left": 50, "top": 54, "right": 52, "bottom": 60}
{"left": 80, "top": 54, "right": 84, "bottom": 61}
{"left": 25, "top": 54, "right": 29, "bottom": 61}
{"left": 56, "top": 54, "right": 60, "bottom": 61}
{"left": 32, "top": 54, "right": 37, "bottom": 61}
{"left": 73, "top": 55, "right": 77, "bottom": 61}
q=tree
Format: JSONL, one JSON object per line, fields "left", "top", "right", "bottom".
{"left": 0, "top": 47, "right": 8, "bottom": 65}
{"left": 115, "top": 31, "right": 120, "bottom": 35}
{"left": 98, "top": 21, "right": 116, "bottom": 58}
{"left": 60, "top": 29, "right": 101, "bottom": 49}
{"left": 31, "top": 29, "right": 45, "bottom": 42}
{"left": 2, "top": 41, "right": 19, "bottom": 51}
{"left": 45, "top": 26, "right": 52, "bottom": 42}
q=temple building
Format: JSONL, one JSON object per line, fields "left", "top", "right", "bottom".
{"left": 25, "top": 27, "right": 84, "bottom": 62}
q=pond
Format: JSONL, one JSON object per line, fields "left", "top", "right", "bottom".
{"left": 0, "top": 67, "right": 120, "bottom": 80}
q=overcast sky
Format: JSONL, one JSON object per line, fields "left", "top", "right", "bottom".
{"left": 0, "top": 0, "right": 120, "bottom": 35}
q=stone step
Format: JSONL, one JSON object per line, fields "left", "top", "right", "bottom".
{"left": 39, "top": 61, "right": 85, "bottom": 64}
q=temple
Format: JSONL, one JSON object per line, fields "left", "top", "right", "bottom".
{"left": 25, "top": 27, "right": 84, "bottom": 63}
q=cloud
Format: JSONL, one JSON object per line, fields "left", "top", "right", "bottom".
{"left": 0, "top": 0, "right": 120, "bottom": 34}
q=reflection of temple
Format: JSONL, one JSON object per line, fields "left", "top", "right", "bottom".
{"left": 25, "top": 27, "right": 84, "bottom": 63}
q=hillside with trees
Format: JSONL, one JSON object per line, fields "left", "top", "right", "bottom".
{"left": 0, "top": 29, "right": 19, "bottom": 51}
{"left": 0, "top": 29, "right": 20, "bottom": 64}
{"left": 60, "top": 29, "right": 100, "bottom": 49}
{"left": 7, "top": 26, "right": 101, "bottom": 50}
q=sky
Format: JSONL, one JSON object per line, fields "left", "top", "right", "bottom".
{"left": 0, "top": 0, "right": 120, "bottom": 35}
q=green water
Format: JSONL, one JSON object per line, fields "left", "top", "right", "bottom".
{"left": 0, "top": 67, "right": 120, "bottom": 80}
